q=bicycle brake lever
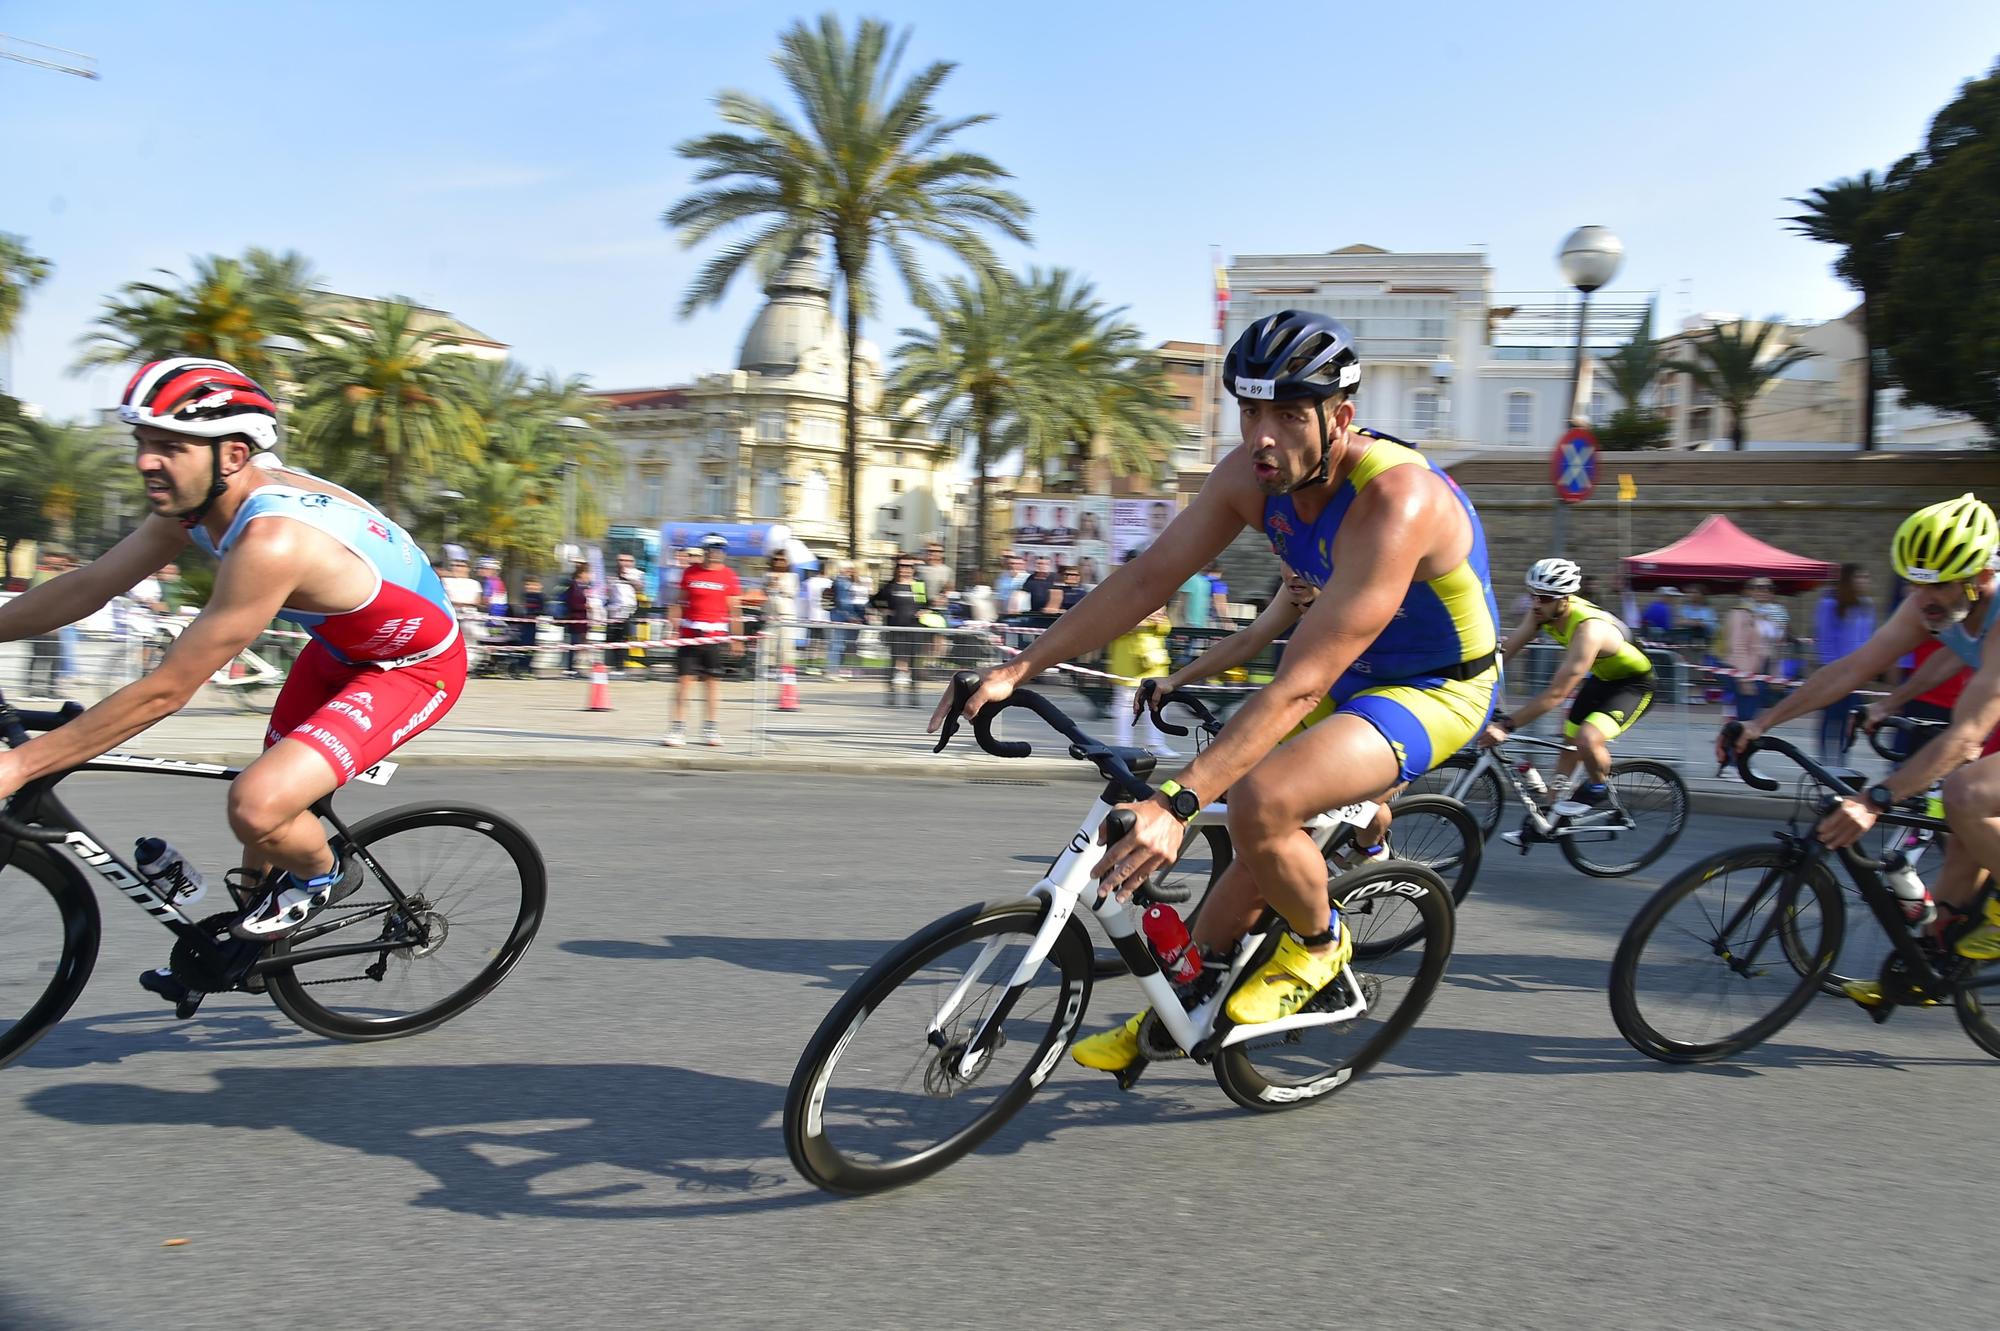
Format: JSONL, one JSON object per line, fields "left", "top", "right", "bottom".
{"left": 1139, "top": 679, "right": 1188, "bottom": 737}
{"left": 933, "top": 670, "right": 982, "bottom": 754}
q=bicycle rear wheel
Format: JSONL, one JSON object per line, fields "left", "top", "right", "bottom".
{"left": 1609, "top": 844, "right": 1840, "bottom": 1063}
{"left": 1406, "top": 753, "right": 1504, "bottom": 841}
{"left": 1214, "top": 860, "right": 1453, "bottom": 1112}
{"left": 785, "top": 898, "right": 1093, "bottom": 1194}
{"left": 0, "top": 844, "right": 99, "bottom": 1070}
{"left": 265, "top": 803, "right": 545, "bottom": 1041}
{"left": 1382, "top": 793, "right": 1482, "bottom": 908}
{"left": 1560, "top": 759, "right": 1689, "bottom": 878}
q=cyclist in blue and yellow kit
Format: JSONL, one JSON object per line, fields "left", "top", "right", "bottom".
{"left": 934, "top": 310, "right": 1500, "bottom": 1072}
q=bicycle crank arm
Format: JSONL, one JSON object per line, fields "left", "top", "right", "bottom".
{"left": 1216, "top": 996, "right": 1369, "bottom": 1048}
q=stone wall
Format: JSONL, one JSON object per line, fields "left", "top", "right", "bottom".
{"left": 1190, "top": 449, "right": 2000, "bottom": 624}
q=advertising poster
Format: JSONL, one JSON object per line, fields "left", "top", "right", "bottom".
{"left": 1110, "top": 497, "right": 1179, "bottom": 565}
{"left": 1008, "top": 497, "right": 1111, "bottom": 583}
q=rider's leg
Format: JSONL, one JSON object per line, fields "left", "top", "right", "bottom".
{"left": 228, "top": 740, "right": 341, "bottom": 879}
{"left": 1931, "top": 834, "right": 1986, "bottom": 915}
{"left": 1941, "top": 752, "right": 2000, "bottom": 916}
{"left": 1570, "top": 720, "right": 1613, "bottom": 786}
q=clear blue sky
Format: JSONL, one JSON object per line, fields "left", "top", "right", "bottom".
{"left": 5, "top": 0, "right": 1997, "bottom": 422}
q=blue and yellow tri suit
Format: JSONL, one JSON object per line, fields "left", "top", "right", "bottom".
{"left": 1265, "top": 436, "right": 1501, "bottom": 781}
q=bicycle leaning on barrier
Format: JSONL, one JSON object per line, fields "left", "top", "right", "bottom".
{"left": 784, "top": 673, "right": 1457, "bottom": 1194}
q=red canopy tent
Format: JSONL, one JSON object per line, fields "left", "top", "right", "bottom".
{"left": 1623, "top": 515, "right": 1837, "bottom": 594}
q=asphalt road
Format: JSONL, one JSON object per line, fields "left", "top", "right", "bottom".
{"left": 1, "top": 768, "right": 1994, "bottom": 1331}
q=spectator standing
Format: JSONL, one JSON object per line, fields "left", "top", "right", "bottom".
{"left": 919, "top": 542, "right": 955, "bottom": 602}
{"left": 1178, "top": 566, "right": 1212, "bottom": 629}
{"left": 804, "top": 562, "right": 833, "bottom": 673}
{"left": 560, "top": 563, "right": 594, "bottom": 677}
{"left": 1206, "top": 561, "right": 1231, "bottom": 624}
{"left": 764, "top": 548, "right": 800, "bottom": 685}
{"left": 1054, "top": 563, "right": 1086, "bottom": 611}
{"left": 994, "top": 552, "right": 1027, "bottom": 610}
{"left": 870, "top": 555, "right": 926, "bottom": 707}
{"left": 512, "top": 575, "right": 547, "bottom": 677}
{"left": 1813, "top": 563, "right": 1878, "bottom": 759}
{"left": 1678, "top": 583, "right": 1717, "bottom": 650}
{"left": 1107, "top": 607, "right": 1178, "bottom": 758}
{"left": 603, "top": 552, "right": 641, "bottom": 673}
{"left": 663, "top": 535, "right": 742, "bottom": 747}
{"left": 825, "top": 560, "right": 862, "bottom": 681}
{"left": 1021, "top": 556, "right": 1054, "bottom": 615}
{"left": 1723, "top": 579, "right": 1782, "bottom": 721}
{"left": 1639, "top": 586, "right": 1678, "bottom": 641}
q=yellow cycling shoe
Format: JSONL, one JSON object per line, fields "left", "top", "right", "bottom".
{"left": 1226, "top": 923, "right": 1352, "bottom": 1026}
{"left": 1954, "top": 898, "right": 2000, "bottom": 961}
{"left": 1841, "top": 979, "right": 1939, "bottom": 1009}
{"left": 1071, "top": 1012, "right": 1148, "bottom": 1071}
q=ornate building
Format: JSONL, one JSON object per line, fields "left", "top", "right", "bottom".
{"left": 592, "top": 238, "right": 956, "bottom": 564}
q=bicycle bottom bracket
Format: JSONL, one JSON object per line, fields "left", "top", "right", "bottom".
{"left": 1137, "top": 1011, "right": 1189, "bottom": 1061}
{"left": 169, "top": 912, "right": 265, "bottom": 992}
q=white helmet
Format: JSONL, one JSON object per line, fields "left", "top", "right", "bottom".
{"left": 1526, "top": 558, "right": 1582, "bottom": 596}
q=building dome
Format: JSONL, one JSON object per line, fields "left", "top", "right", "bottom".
{"left": 738, "top": 235, "right": 838, "bottom": 377}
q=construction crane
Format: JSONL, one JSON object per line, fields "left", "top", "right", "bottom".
{"left": 0, "top": 33, "right": 98, "bottom": 79}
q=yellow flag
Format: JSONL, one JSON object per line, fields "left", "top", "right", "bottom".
{"left": 1617, "top": 473, "right": 1637, "bottom": 503}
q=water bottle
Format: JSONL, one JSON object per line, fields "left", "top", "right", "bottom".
{"left": 135, "top": 837, "right": 206, "bottom": 907}
{"left": 1882, "top": 850, "right": 1935, "bottom": 929}
{"left": 1517, "top": 762, "right": 1547, "bottom": 796}
{"left": 1140, "top": 904, "right": 1202, "bottom": 986}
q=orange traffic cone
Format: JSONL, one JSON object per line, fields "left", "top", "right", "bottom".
{"left": 776, "top": 662, "right": 801, "bottom": 712}
{"left": 584, "top": 658, "right": 614, "bottom": 712}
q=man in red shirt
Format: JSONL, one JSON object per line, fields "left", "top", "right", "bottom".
{"left": 664, "top": 533, "right": 743, "bottom": 748}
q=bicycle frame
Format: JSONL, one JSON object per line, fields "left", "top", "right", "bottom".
{"left": 934, "top": 791, "right": 1378, "bottom": 1082}
{"left": 1443, "top": 735, "right": 1631, "bottom": 840}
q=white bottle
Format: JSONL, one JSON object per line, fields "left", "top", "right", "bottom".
{"left": 1517, "top": 762, "right": 1547, "bottom": 796}
{"left": 135, "top": 837, "right": 207, "bottom": 907}
{"left": 1882, "top": 851, "right": 1934, "bottom": 929}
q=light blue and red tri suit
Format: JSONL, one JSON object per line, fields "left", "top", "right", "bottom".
{"left": 1262, "top": 435, "right": 1502, "bottom": 781}
{"left": 189, "top": 484, "right": 467, "bottom": 784}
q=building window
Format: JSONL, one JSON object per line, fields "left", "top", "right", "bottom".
{"left": 643, "top": 469, "right": 665, "bottom": 518}
{"left": 891, "top": 478, "right": 904, "bottom": 494}
{"left": 1506, "top": 392, "right": 1534, "bottom": 441}
{"left": 801, "top": 468, "right": 828, "bottom": 522}
{"left": 758, "top": 411, "right": 785, "bottom": 442}
{"left": 755, "top": 467, "right": 783, "bottom": 517}
{"left": 1411, "top": 390, "right": 1439, "bottom": 440}
{"left": 702, "top": 471, "right": 727, "bottom": 515}
{"left": 708, "top": 424, "right": 726, "bottom": 450}
{"left": 1589, "top": 387, "right": 1608, "bottom": 425}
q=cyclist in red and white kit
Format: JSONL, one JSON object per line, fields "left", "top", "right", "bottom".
{"left": 0, "top": 359, "right": 467, "bottom": 1000}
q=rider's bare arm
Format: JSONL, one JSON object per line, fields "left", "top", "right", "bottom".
{"left": 1880, "top": 629, "right": 2000, "bottom": 800}
{"left": 1163, "top": 590, "right": 1303, "bottom": 692}
{"left": 0, "top": 524, "right": 299, "bottom": 789}
{"left": 0, "top": 516, "right": 187, "bottom": 643}
{"left": 1163, "top": 465, "right": 1438, "bottom": 803}
{"left": 1739, "top": 597, "right": 1929, "bottom": 743}
{"left": 1506, "top": 620, "right": 1609, "bottom": 729}
{"left": 1497, "top": 612, "right": 1538, "bottom": 665}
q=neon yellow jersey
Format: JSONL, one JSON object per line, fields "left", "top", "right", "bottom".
{"left": 1542, "top": 597, "right": 1652, "bottom": 681}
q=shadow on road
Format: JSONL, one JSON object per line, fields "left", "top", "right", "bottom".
{"left": 560, "top": 934, "right": 905, "bottom": 991}
{"left": 14, "top": 1005, "right": 319, "bottom": 1070}
{"left": 23, "top": 1062, "right": 831, "bottom": 1221}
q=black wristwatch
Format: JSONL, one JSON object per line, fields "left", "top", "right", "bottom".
{"left": 1866, "top": 783, "right": 1897, "bottom": 813}
{"left": 1157, "top": 779, "right": 1201, "bottom": 824}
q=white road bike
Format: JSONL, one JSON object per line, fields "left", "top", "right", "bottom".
{"left": 783, "top": 672, "right": 1455, "bottom": 1194}
{"left": 142, "top": 613, "right": 285, "bottom": 712}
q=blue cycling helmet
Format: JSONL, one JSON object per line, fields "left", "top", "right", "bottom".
{"left": 1223, "top": 310, "right": 1362, "bottom": 490}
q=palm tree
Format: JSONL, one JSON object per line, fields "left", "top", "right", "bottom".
{"left": 1666, "top": 320, "right": 1817, "bottom": 450}
{"left": 75, "top": 248, "right": 320, "bottom": 386}
{"left": 1600, "top": 300, "right": 1666, "bottom": 410}
{"left": 0, "top": 417, "right": 134, "bottom": 552}
{"left": 665, "top": 13, "right": 1031, "bottom": 558}
{"left": 1786, "top": 172, "right": 1894, "bottom": 450}
{"left": 442, "top": 455, "right": 562, "bottom": 575}
{"left": 285, "top": 300, "right": 485, "bottom": 525}
{"left": 0, "top": 233, "right": 52, "bottom": 346}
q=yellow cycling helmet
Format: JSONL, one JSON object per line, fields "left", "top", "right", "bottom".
{"left": 1893, "top": 493, "right": 2000, "bottom": 584}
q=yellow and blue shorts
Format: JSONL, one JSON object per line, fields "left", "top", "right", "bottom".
{"left": 1291, "top": 664, "right": 1501, "bottom": 783}
{"left": 1565, "top": 671, "right": 1654, "bottom": 742}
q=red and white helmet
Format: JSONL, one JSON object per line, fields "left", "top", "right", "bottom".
{"left": 118, "top": 357, "right": 279, "bottom": 450}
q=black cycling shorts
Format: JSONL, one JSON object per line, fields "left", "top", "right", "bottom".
{"left": 1565, "top": 671, "right": 1654, "bottom": 741}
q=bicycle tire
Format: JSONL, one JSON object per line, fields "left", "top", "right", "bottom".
{"left": 1776, "top": 862, "right": 1893, "bottom": 997}
{"left": 784, "top": 898, "right": 1093, "bottom": 1194}
{"left": 265, "top": 803, "right": 544, "bottom": 1041}
{"left": 1381, "top": 793, "right": 1483, "bottom": 909}
{"left": 1213, "top": 860, "right": 1454, "bottom": 1112}
{"left": 1609, "top": 844, "right": 1841, "bottom": 1063}
{"left": 0, "top": 842, "right": 101, "bottom": 1071}
{"left": 1406, "top": 752, "right": 1505, "bottom": 841}
{"left": 1953, "top": 962, "right": 2000, "bottom": 1059}
{"left": 1559, "top": 758, "right": 1689, "bottom": 878}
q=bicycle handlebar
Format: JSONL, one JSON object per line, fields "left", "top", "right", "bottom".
{"left": 934, "top": 671, "right": 1156, "bottom": 803}
{"left": 0, "top": 689, "right": 85, "bottom": 843}
{"left": 1719, "top": 721, "right": 1858, "bottom": 795}
{"left": 1866, "top": 713, "right": 1946, "bottom": 764}
{"left": 1138, "top": 678, "right": 1222, "bottom": 738}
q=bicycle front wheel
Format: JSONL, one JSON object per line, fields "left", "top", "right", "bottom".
{"left": 1382, "top": 793, "right": 1482, "bottom": 908}
{"left": 784, "top": 898, "right": 1093, "bottom": 1194}
{"left": 265, "top": 803, "right": 545, "bottom": 1041}
{"left": 1406, "top": 752, "right": 1505, "bottom": 841}
{"left": 1609, "top": 844, "right": 1840, "bottom": 1063}
{"left": 1214, "top": 860, "right": 1454, "bottom": 1112}
{"left": 1559, "top": 758, "right": 1689, "bottom": 878}
{"left": 0, "top": 844, "right": 100, "bottom": 1070}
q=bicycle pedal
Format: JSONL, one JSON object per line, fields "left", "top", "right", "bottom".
{"left": 173, "top": 994, "right": 205, "bottom": 1020}
{"left": 1111, "top": 1056, "right": 1151, "bottom": 1091}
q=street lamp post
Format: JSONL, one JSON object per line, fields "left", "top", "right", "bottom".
{"left": 1554, "top": 226, "right": 1624, "bottom": 557}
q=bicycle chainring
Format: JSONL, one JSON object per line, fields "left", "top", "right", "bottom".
{"left": 1876, "top": 952, "right": 1943, "bottom": 1007}
{"left": 168, "top": 913, "right": 264, "bottom": 993}
{"left": 1137, "top": 1011, "right": 1189, "bottom": 1060}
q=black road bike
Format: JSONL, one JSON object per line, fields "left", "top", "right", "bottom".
{"left": 0, "top": 688, "right": 545, "bottom": 1068}
{"left": 1608, "top": 723, "right": 2000, "bottom": 1063}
